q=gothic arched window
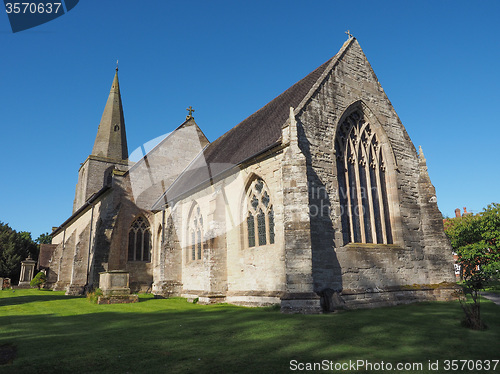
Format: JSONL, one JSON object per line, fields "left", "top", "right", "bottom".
{"left": 128, "top": 216, "right": 151, "bottom": 262}
{"left": 335, "top": 111, "right": 393, "bottom": 245}
{"left": 188, "top": 204, "right": 203, "bottom": 261}
{"left": 246, "top": 178, "right": 275, "bottom": 247}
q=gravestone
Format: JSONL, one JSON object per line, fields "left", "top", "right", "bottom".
{"left": 18, "top": 257, "right": 37, "bottom": 288}
{"left": 2, "top": 278, "right": 11, "bottom": 290}
{"left": 0, "top": 277, "right": 3, "bottom": 290}
{"left": 97, "top": 271, "right": 138, "bottom": 304}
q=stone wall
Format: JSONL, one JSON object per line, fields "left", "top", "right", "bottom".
{"left": 73, "top": 156, "right": 127, "bottom": 213}
{"left": 154, "top": 148, "right": 287, "bottom": 307}
{"left": 47, "top": 38, "right": 455, "bottom": 312}
{"left": 127, "top": 119, "right": 209, "bottom": 210}
{"left": 296, "top": 38, "right": 455, "bottom": 307}
{"left": 48, "top": 197, "right": 103, "bottom": 293}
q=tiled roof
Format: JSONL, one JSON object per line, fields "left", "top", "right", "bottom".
{"left": 157, "top": 47, "right": 348, "bottom": 207}
{"left": 203, "top": 56, "right": 333, "bottom": 167}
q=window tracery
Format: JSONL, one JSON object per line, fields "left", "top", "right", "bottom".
{"left": 246, "top": 178, "right": 275, "bottom": 247}
{"left": 128, "top": 216, "right": 151, "bottom": 262}
{"left": 335, "top": 111, "right": 393, "bottom": 245}
{"left": 188, "top": 204, "right": 204, "bottom": 261}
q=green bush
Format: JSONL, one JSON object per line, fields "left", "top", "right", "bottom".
{"left": 29, "top": 272, "right": 46, "bottom": 290}
{"left": 86, "top": 288, "right": 103, "bottom": 304}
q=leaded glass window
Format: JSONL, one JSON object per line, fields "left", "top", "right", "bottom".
{"left": 246, "top": 178, "right": 275, "bottom": 248}
{"left": 128, "top": 216, "right": 151, "bottom": 262}
{"left": 247, "top": 213, "right": 255, "bottom": 247}
{"left": 268, "top": 208, "right": 275, "bottom": 244}
{"left": 191, "top": 231, "right": 196, "bottom": 261}
{"left": 335, "top": 110, "right": 392, "bottom": 245}
{"left": 188, "top": 203, "right": 204, "bottom": 261}
{"left": 257, "top": 209, "right": 266, "bottom": 246}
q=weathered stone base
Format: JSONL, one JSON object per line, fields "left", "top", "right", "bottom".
{"left": 102, "top": 288, "right": 131, "bottom": 297}
{"left": 226, "top": 295, "right": 280, "bottom": 307}
{"left": 16, "top": 282, "right": 31, "bottom": 289}
{"left": 198, "top": 294, "right": 227, "bottom": 305}
{"left": 224, "top": 290, "right": 284, "bottom": 307}
{"left": 181, "top": 292, "right": 200, "bottom": 303}
{"left": 153, "top": 280, "right": 183, "bottom": 298}
{"left": 53, "top": 282, "right": 69, "bottom": 291}
{"left": 97, "top": 295, "right": 139, "bottom": 304}
{"left": 66, "top": 284, "right": 85, "bottom": 296}
{"left": 340, "top": 283, "right": 459, "bottom": 309}
{"left": 280, "top": 292, "right": 322, "bottom": 314}
{"left": 181, "top": 292, "right": 226, "bottom": 304}
{"left": 45, "top": 282, "right": 60, "bottom": 291}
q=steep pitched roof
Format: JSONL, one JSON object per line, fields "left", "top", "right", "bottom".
{"left": 155, "top": 38, "right": 356, "bottom": 207}
{"left": 204, "top": 57, "right": 332, "bottom": 166}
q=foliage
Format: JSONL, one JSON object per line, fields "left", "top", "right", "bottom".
{"left": 0, "top": 222, "right": 38, "bottom": 283}
{"left": 444, "top": 203, "right": 500, "bottom": 329}
{"left": 0, "top": 289, "right": 499, "bottom": 373}
{"left": 86, "top": 288, "right": 103, "bottom": 304}
{"left": 30, "top": 271, "right": 47, "bottom": 289}
{"left": 35, "top": 232, "right": 52, "bottom": 245}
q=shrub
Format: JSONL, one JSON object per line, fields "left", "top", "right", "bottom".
{"left": 87, "top": 288, "right": 103, "bottom": 304}
{"left": 30, "top": 272, "right": 46, "bottom": 290}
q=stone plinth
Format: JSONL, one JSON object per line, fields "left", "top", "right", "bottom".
{"left": 99, "top": 270, "right": 130, "bottom": 296}
{"left": 98, "top": 270, "right": 138, "bottom": 304}
{"left": 18, "top": 257, "right": 37, "bottom": 288}
{"left": 280, "top": 292, "right": 322, "bottom": 314}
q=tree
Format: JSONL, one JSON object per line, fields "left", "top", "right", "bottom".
{"left": 0, "top": 222, "right": 38, "bottom": 283}
{"left": 30, "top": 271, "right": 46, "bottom": 289}
{"left": 444, "top": 203, "right": 500, "bottom": 329}
{"left": 36, "top": 232, "right": 52, "bottom": 245}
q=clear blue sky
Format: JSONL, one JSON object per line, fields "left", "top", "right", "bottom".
{"left": 1, "top": 1, "right": 499, "bottom": 238}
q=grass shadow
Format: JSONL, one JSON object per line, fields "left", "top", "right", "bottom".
{"left": 0, "top": 291, "right": 499, "bottom": 373}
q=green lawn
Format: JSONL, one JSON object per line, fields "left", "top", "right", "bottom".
{"left": 0, "top": 290, "right": 499, "bottom": 374}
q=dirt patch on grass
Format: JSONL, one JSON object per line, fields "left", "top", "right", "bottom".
{"left": 0, "top": 344, "right": 17, "bottom": 365}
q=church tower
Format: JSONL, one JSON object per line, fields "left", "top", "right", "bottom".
{"left": 73, "top": 68, "right": 129, "bottom": 212}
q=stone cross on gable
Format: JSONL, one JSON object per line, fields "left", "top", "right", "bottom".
{"left": 345, "top": 30, "right": 353, "bottom": 39}
{"left": 186, "top": 106, "right": 195, "bottom": 119}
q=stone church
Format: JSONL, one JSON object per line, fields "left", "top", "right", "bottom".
{"left": 41, "top": 37, "right": 456, "bottom": 312}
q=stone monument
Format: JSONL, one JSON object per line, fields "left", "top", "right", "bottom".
{"left": 97, "top": 270, "right": 138, "bottom": 304}
{"left": 18, "top": 256, "right": 37, "bottom": 288}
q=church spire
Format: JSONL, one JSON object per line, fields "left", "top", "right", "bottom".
{"left": 91, "top": 68, "right": 128, "bottom": 160}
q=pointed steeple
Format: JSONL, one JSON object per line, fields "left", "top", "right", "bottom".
{"left": 91, "top": 68, "right": 128, "bottom": 160}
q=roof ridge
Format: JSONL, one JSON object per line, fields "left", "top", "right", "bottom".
{"left": 203, "top": 53, "right": 336, "bottom": 156}
{"left": 215, "top": 56, "right": 335, "bottom": 146}
{"left": 161, "top": 39, "right": 356, "bottom": 203}
{"left": 294, "top": 37, "right": 356, "bottom": 117}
